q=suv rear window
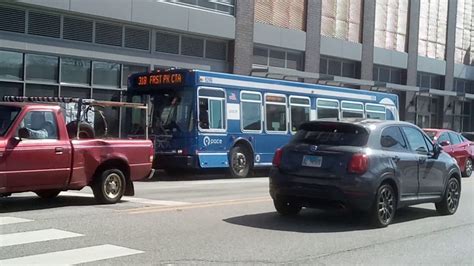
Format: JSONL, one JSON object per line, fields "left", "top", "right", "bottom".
{"left": 292, "top": 123, "right": 369, "bottom": 146}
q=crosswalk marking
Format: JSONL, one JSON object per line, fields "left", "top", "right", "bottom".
{"left": 0, "top": 217, "right": 33, "bottom": 226}
{"left": 0, "top": 229, "right": 83, "bottom": 247}
{"left": 62, "top": 191, "right": 189, "bottom": 206}
{"left": 0, "top": 244, "right": 144, "bottom": 265}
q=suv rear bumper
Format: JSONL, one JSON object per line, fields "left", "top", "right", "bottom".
{"left": 269, "top": 168, "right": 375, "bottom": 211}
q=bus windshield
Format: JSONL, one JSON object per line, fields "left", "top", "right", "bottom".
{"left": 151, "top": 89, "right": 193, "bottom": 134}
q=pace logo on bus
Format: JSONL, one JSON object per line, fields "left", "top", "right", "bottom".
{"left": 203, "top": 136, "right": 223, "bottom": 146}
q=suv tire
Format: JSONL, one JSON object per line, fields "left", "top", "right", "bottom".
{"left": 273, "top": 197, "right": 302, "bottom": 216}
{"left": 436, "top": 177, "right": 460, "bottom": 215}
{"left": 370, "top": 184, "right": 396, "bottom": 228}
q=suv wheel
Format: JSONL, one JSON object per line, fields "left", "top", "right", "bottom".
{"left": 436, "top": 177, "right": 460, "bottom": 215}
{"left": 462, "top": 158, "right": 472, "bottom": 177}
{"left": 273, "top": 197, "right": 302, "bottom": 216}
{"left": 370, "top": 184, "right": 396, "bottom": 228}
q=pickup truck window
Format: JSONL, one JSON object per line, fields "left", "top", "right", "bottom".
{"left": 18, "top": 111, "right": 58, "bottom": 139}
{"left": 0, "top": 106, "right": 21, "bottom": 136}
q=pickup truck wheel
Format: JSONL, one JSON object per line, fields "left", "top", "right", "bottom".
{"left": 92, "top": 169, "right": 126, "bottom": 204}
{"left": 35, "top": 190, "right": 60, "bottom": 199}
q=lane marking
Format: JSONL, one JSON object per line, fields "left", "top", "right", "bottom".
{"left": 0, "top": 244, "right": 143, "bottom": 265}
{"left": 126, "top": 196, "right": 272, "bottom": 214}
{"left": 61, "top": 192, "right": 189, "bottom": 206}
{"left": 0, "top": 217, "right": 33, "bottom": 226}
{"left": 0, "top": 229, "right": 83, "bottom": 247}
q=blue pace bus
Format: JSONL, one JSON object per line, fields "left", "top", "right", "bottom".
{"left": 126, "top": 69, "right": 399, "bottom": 177}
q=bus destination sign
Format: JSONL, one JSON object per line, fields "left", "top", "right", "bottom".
{"left": 135, "top": 73, "right": 185, "bottom": 88}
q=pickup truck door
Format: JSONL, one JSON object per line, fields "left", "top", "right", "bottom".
{"left": 5, "top": 110, "right": 71, "bottom": 189}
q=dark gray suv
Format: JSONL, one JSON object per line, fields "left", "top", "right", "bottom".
{"left": 270, "top": 120, "right": 462, "bottom": 227}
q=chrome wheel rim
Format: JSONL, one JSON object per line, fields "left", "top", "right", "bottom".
{"left": 466, "top": 159, "right": 472, "bottom": 177}
{"left": 232, "top": 152, "right": 247, "bottom": 174}
{"left": 447, "top": 179, "right": 460, "bottom": 213}
{"left": 103, "top": 173, "right": 122, "bottom": 199}
{"left": 377, "top": 187, "right": 395, "bottom": 224}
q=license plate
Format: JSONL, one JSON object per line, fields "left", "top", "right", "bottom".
{"left": 302, "top": 155, "right": 322, "bottom": 167}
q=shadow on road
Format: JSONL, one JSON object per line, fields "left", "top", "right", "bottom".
{"left": 0, "top": 195, "right": 134, "bottom": 213}
{"left": 224, "top": 207, "right": 439, "bottom": 232}
{"left": 143, "top": 169, "right": 270, "bottom": 182}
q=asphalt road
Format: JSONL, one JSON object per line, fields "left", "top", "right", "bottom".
{"left": 1, "top": 173, "right": 473, "bottom": 265}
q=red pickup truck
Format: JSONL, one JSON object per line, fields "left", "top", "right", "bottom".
{"left": 0, "top": 99, "right": 154, "bottom": 204}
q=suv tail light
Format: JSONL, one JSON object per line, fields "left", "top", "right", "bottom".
{"left": 348, "top": 153, "right": 368, "bottom": 174}
{"left": 272, "top": 148, "right": 283, "bottom": 167}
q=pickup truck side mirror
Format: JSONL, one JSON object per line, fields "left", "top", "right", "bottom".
{"left": 439, "top": 140, "right": 450, "bottom": 146}
{"left": 17, "top": 127, "right": 30, "bottom": 140}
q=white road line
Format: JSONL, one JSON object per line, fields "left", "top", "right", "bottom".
{"left": 0, "top": 229, "right": 83, "bottom": 247}
{"left": 61, "top": 192, "right": 189, "bottom": 206}
{"left": 0, "top": 217, "right": 33, "bottom": 226}
{"left": 0, "top": 244, "right": 144, "bottom": 265}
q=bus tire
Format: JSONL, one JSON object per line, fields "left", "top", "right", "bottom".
{"left": 229, "top": 146, "right": 251, "bottom": 178}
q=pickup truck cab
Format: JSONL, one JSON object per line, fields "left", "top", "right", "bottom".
{"left": 0, "top": 100, "right": 154, "bottom": 204}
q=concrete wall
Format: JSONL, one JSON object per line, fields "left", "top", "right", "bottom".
{"left": 253, "top": 23, "right": 305, "bottom": 51}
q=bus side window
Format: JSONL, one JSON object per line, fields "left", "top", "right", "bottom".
{"left": 289, "top": 96, "right": 310, "bottom": 133}
{"left": 366, "top": 104, "right": 386, "bottom": 120}
{"left": 199, "top": 98, "right": 209, "bottom": 129}
{"left": 198, "top": 88, "right": 226, "bottom": 131}
{"left": 317, "top": 98, "right": 339, "bottom": 119}
{"left": 341, "top": 101, "right": 364, "bottom": 118}
{"left": 265, "top": 94, "right": 287, "bottom": 133}
{"left": 241, "top": 92, "right": 262, "bottom": 132}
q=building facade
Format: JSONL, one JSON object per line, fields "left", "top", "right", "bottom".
{"left": 0, "top": 0, "right": 473, "bottom": 131}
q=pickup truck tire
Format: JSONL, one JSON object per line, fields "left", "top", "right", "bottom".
{"left": 35, "top": 190, "right": 61, "bottom": 199}
{"left": 92, "top": 169, "right": 126, "bottom": 204}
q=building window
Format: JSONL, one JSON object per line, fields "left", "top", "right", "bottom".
{"left": 455, "top": 0, "right": 474, "bottom": 65}
{"left": 156, "top": 31, "right": 180, "bottom": 54}
{"left": 321, "top": 0, "right": 362, "bottom": 43}
{"left": 373, "top": 65, "right": 406, "bottom": 85}
{"left": 254, "top": 0, "right": 306, "bottom": 31}
{"left": 60, "top": 87, "right": 91, "bottom": 98}
{"left": 95, "top": 22, "right": 123, "bottom": 47}
{"left": 181, "top": 36, "right": 204, "bottom": 57}
{"left": 92, "top": 62, "right": 120, "bottom": 87}
{"left": 205, "top": 40, "right": 227, "bottom": 60}
{"left": 374, "top": 0, "right": 408, "bottom": 52}
{"left": 0, "top": 50, "right": 23, "bottom": 81}
{"left": 122, "top": 65, "right": 148, "bottom": 87}
{"left": 0, "top": 82, "right": 23, "bottom": 97}
{"left": 25, "top": 84, "right": 58, "bottom": 97}
{"left": 418, "top": 0, "right": 448, "bottom": 60}
{"left": 92, "top": 89, "right": 121, "bottom": 137}
{"left": 241, "top": 92, "right": 262, "bottom": 132}
{"left": 165, "top": 0, "right": 235, "bottom": 15}
{"left": 253, "top": 46, "right": 304, "bottom": 70}
{"left": 25, "top": 54, "right": 58, "bottom": 82}
{"left": 124, "top": 27, "right": 150, "bottom": 50}
{"left": 417, "top": 72, "right": 444, "bottom": 90}
{"left": 320, "top": 57, "right": 359, "bottom": 78}
{"left": 0, "top": 6, "right": 26, "bottom": 33}
{"left": 61, "top": 58, "right": 91, "bottom": 85}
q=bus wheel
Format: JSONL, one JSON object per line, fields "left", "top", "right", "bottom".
{"left": 229, "top": 146, "right": 251, "bottom": 178}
